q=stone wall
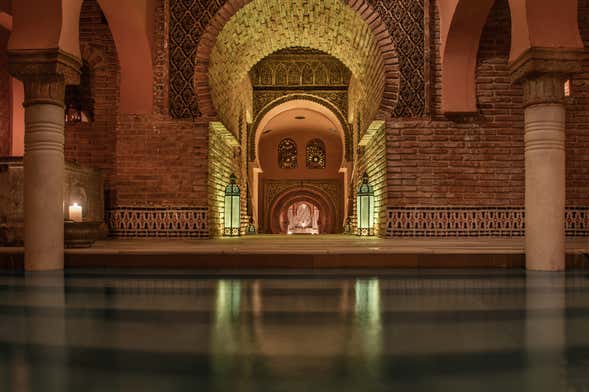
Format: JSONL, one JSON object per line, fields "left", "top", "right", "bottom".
{"left": 0, "top": 158, "right": 105, "bottom": 245}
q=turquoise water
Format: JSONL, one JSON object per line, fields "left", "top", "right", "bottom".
{"left": 0, "top": 270, "right": 587, "bottom": 391}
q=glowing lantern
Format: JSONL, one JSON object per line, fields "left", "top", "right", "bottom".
{"left": 224, "top": 174, "right": 241, "bottom": 236}
{"left": 356, "top": 172, "right": 375, "bottom": 236}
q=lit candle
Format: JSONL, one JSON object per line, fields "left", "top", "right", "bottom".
{"left": 69, "top": 203, "right": 83, "bottom": 222}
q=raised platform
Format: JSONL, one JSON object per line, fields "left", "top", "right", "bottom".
{"left": 1, "top": 235, "right": 588, "bottom": 270}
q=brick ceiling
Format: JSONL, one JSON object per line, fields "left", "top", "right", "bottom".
{"left": 206, "top": 0, "right": 387, "bottom": 134}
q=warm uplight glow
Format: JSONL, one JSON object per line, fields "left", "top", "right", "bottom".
{"left": 564, "top": 79, "right": 571, "bottom": 97}
{"left": 69, "top": 203, "right": 83, "bottom": 222}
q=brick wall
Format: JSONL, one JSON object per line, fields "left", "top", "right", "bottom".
{"left": 55, "top": 0, "right": 589, "bottom": 238}
{"left": 386, "top": 0, "right": 525, "bottom": 208}
{"left": 566, "top": 0, "right": 589, "bottom": 206}
{"left": 383, "top": 0, "right": 588, "bottom": 237}
{"left": 207, "top": 122, "right": 242, "bottom": 237}
{"left": 0, "top": 28, "right": 10, "bottom": 156}
{"left": 355, "top": 121, "right": 387, "bottom": 235}
{"left": 65, "top": 0, "right": 209, "bottom": 209}
{"left": 113, "top": 115, "right": 209, "bottom": 207}
{"left": 64, "top": 0, "right": 119, "bottom": 202}
{"left": 205, "top": 0, "right": 386, "bottom": 141}
{"left": 106, "top": 114, "right": 209, "bottom": 238}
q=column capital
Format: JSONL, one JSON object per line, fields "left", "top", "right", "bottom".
{"left": 7, "top": 49, "right": 81, "bottom": 107}
{"left": 521, "top": 74, "right": 568, "bottom": 107}
{"left": 509, "top": 47, "right": 585, "bottom": 83}
{"left": 509, "top": 48, "right": 585, "bottom": 107}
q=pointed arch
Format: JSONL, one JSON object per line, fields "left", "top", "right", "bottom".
{"left": 438, "top": 0, "right": 584, "bottom": 114}
{"left": 301, "top": 63, "right": 313, "bottom": 85}
{"left": 315, "top": 64, "right": 329, "bottom": 85}
{"left": 287, "top": 64, "right": 301, "bottom": 86}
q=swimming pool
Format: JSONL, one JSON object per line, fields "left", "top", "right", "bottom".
{"left": 0, "top": 269, "right": 587, "bottom": 391}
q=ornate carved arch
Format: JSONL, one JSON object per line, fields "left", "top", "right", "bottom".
{"left": 192, "top": 0, "right": 399, "bottom": 119}
{"left": 249, "top": 94, "right": 351, "bottom": 162}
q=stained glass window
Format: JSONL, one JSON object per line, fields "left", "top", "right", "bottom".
{"left": 278, "top": 138, "right": 297, "bottom": 169}
{"left": 306, "top": 139, "right": 326, "bottom": 169}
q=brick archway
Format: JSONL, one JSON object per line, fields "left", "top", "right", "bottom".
{"left": 266, "top": 187, "right": 338, "bottom": 234}
{"left": 194, "top": 0, "right": 399, "bottom": 124}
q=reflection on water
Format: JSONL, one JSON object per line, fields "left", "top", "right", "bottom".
{"left": 212, "top": 280, "right": 245, "bottom": 388}
{"left": 525, "top": 273, "right": 567, "bottom": 391}
{"left": 354, "top": 279, "right": 382, "bottom": 361}
{"left": 0, "top": 271, "right": 587, "bottom": 391}
{"left": 355, "top": 279, "right": 381, "bottom": 324}
{"left": 215, "top": 280, "right": 241, "bottom": 322}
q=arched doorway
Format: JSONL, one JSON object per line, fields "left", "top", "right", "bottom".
{"left": 254, "top": 101, "right": 347, "bottom": 234}
{"left": 266, "top": 185, "right": 340, "bottom": 234}
{"left": 283, "top": 201, "right": 320, "bottom": 235}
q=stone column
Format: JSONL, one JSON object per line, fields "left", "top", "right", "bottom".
{"left": 9, "top": 50, "right": 80, "bottom": 271}
{"left": 510, "top": 49, "right": 583, "bottom": 271}
{"left": 522, "top": 74, "right": 567, "bottom": 271}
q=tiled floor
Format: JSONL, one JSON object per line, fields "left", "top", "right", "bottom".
{"left": 3, "top": 236, "right": 588, "bottom": 268}
{"left": 64, "top": 236, "right": 589, "bottom": 254}
{"left": 0, "top": 269, "right": 588, "bottom": 391}
{"left": 2, "top": 236, "right": 589, "bottom": 256}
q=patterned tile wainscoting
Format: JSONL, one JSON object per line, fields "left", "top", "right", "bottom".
{"left": 566, "top": 208, "right": 589, "bottom": 237}
{"left": 107, "top": 208, "right": 209, "bottom": 238}
{"left": 385, "top": 207, "right": 589, "bottom": 237}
